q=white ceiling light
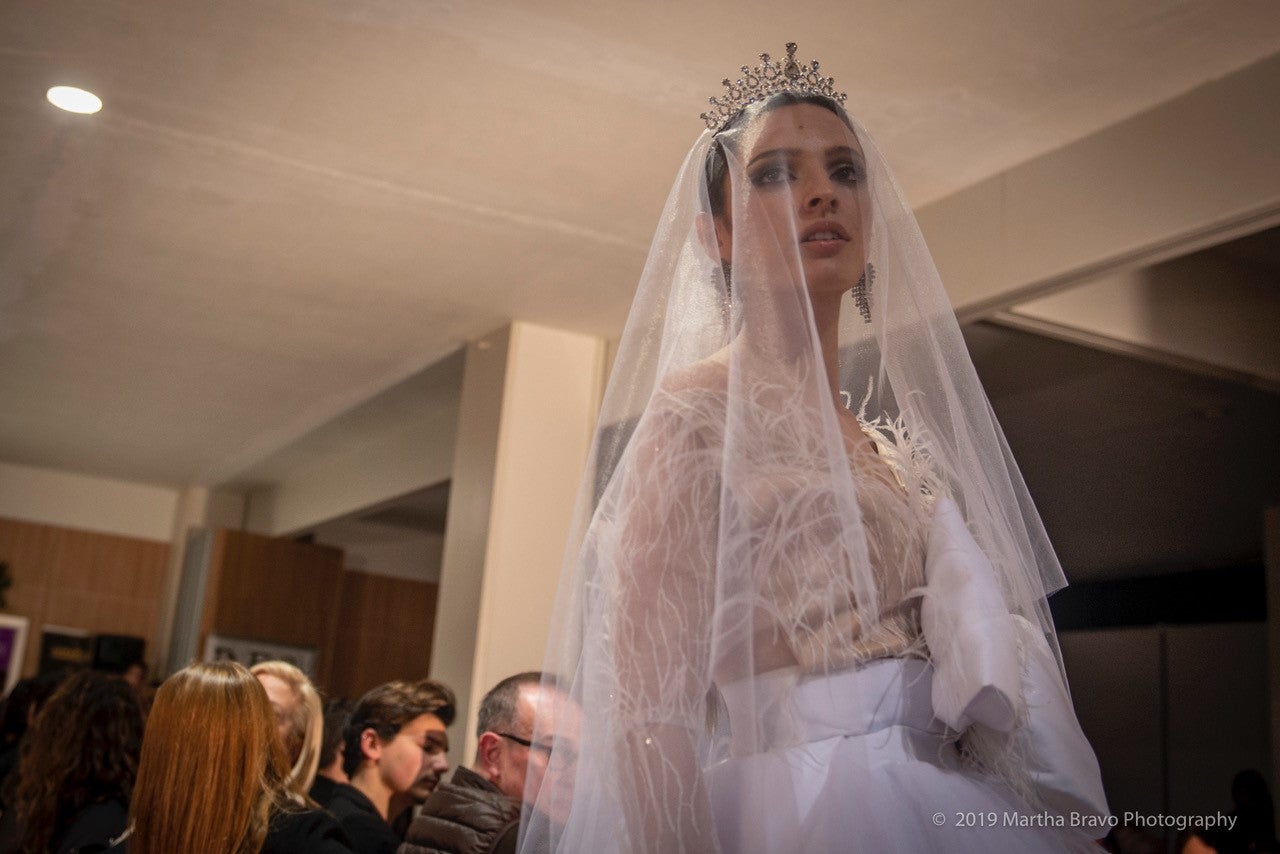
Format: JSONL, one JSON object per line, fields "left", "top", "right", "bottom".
{"left": 46, "top": 85, "right": 102, "bottom": 114}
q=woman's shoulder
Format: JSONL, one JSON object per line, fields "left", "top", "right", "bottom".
{"left": 54, "top": 800, "right": 129, "bottom": 854}
{"left": 655, "top": 352, "right": 729, "bottom": 399}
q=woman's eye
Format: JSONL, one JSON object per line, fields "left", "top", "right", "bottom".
{"left": 750, "top": 165, "right": 792, "bottom": 186}
{"left": 832, "top": 164, "right": 864, "bottom": 185}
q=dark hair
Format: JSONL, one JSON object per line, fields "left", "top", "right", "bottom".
{"left": 320, "top": 698, "right": 353, "bottom": 769}
{"left": 342, "top": 681, "right": 438, "bottom": 777}
{"left": 1232, "top": 768, "right": 1275, "bottom": 844}
{"left": 704, "top": 92, "right": 856, "bottom": 219}
{"left": 12, "top": 670, "right": 144, "bottom": 852}
{"left": 475, "top": 672, "right": 545, "bottom": 739}
{"left": 411, "top": 678, "right": 457, "bottom": 727}
{"left": 0, "top": 670, "right": 69, "bottom": 747}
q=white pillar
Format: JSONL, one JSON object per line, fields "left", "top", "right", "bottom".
{"left": 430, "top": 322, "right": 606, "bottom": 760}
{"left": 153, "top": 486, "right": 245, "bottom": 676}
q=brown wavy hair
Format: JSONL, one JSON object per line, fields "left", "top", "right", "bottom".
{"left": 130, "top": 661, "right": 293, "bottom": 854}
{"left": 12, "top": 670, "right": 143, "bottom": 853}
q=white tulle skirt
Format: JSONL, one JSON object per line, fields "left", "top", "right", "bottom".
{"left": 706, "top": 658, "right": 1101, "bottom": 853}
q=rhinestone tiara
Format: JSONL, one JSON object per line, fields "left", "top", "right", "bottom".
{"left": 700, "top": 42, "right": 847, "bottom": 132}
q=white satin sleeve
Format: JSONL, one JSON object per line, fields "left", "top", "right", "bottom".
{"left": 921, "top": 497, "right": 1110, "bottom": 820}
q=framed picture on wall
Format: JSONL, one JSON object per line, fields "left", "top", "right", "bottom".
{"left": 201, "top": 634, "right": 318, "bottom": 679}
{"left": 0, "top": 615, "right": 29, "bottom": 695}
{"left": 38, "top": 624, "right": 92, "bottom": 675}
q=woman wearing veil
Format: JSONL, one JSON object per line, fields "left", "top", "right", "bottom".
{"left": 521, "top": 44, "right": 1110, "bottom": 853}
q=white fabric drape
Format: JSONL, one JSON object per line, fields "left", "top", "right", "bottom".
{"left": 519, "top": 90, "right": 1108, "bottom": 854}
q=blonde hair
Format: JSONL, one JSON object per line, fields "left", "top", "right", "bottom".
{"left": 130, "top": 662, "right": 292, "bottom": 854}
{"left": 250, "top": 660, "right": 324, "bottom": 801}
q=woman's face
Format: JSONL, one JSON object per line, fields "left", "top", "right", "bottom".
{"left": 256, "top": 673, "right": 302, "bottom": 762}
{"left": 713, "top": 102, "right": 868, "bottom": 300}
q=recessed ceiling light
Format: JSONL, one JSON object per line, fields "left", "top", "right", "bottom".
{"left": 46, "top": 85, "right": 102, "bottom": 115}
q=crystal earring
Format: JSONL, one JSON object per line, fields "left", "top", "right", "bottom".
{"left": 851, "top": 262, "right": 875, "bottom": 323}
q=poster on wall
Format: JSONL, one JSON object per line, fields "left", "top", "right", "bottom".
{"left": 202, "top": 634, "right": 318, "bottom": 679}
{"left": 0, "top": 615, "right": 30, "bottom": 694}
{"left": 38, "top": 625, "right": 92, "bottom": 675}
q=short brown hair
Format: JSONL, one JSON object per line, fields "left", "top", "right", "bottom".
{"left": 343, "top": 681, "right": 439, "bottom": 777}
{"left": 476, "top": 672, "right": 544, "bottom": 739}
{"left": 411, "top": 678, "right": 456, "bottom": 727}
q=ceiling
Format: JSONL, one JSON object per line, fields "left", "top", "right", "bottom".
{"left": 2, "top": 2, "right": 1279, "bottom": 586}
{"left": 3, "top": 1, "right": 1279, "bottom": 491}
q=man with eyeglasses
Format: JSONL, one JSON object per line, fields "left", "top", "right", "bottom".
{"left": 331, "top": 680, "right": 455, "bottom": 854}
{"left": 399, "top": 671, "right": 579, "bottom": 854}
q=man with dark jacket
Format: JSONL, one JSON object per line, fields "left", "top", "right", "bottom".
{"left": 399, "top": 672, "right": 578, "bottom": 854}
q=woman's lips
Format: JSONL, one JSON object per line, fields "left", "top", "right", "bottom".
{"left": 800, "top": 225, "right": 849, "bottom": 258}
{"left": 800, "top": 221, "right": 850, "bottom": 242}
{"left": 799, "top": 221, "right": 850, "bottom": 256}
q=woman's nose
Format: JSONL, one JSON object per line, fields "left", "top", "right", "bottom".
{"left": 803, "top": 179, "right": 838, "bottom": 211}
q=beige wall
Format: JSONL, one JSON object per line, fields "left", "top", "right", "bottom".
{"left": 430, "top": 326, "right": 510, "bottom": 760}
{"left": 0, "top": 459, "right": 179, "bottom": 542}
{"left": 430, "top": 322, "right": 606, "bottom": 760}
{"left": 243, "top": 389, "right": 458, "bottom": 537}
{"left": 1011, "top": 253, "right": 1280, "bottom": 387}
{"left": 918, "top": 53, "right": 1280, "bottom": 319}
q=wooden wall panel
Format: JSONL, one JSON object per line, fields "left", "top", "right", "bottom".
{"left": 200, "top": 529, "right": 345, "bottom": 688}
{"left": 0, "top": 516, "right": 170, "bottom": 677}
{"left": 325, "top": 571, "right": 439, "bottom": 700}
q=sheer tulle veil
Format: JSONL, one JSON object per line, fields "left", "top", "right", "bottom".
{"left": 517, "top": 46, "right": 1090, "bottom": 853}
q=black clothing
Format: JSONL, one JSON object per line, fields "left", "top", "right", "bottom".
{"left": 329, "top": 783, "right": 401, "bottom": 854}
{"left": 0, "top": 799, "right": 128, "bottom": 854}
{"left": 310, "top": 774, "right": 341, "bottom": 808}
{"left": 55, "top": 800, "right": 129, "bottom": 854}
{"left": 263, "top": 807, "right": 355, "bottom": 854}
{"left": 76, "top": 806, "right": 354, "bottom": 854}
{"left": 398, "top": 767, "right": 520, "bottom": 854}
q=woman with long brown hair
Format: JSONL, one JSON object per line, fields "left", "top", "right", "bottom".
{"left": 0, "top": 670, "right": 141, "bottom": 853}
{"left": 129, "top": 661, "right": 351, "bottom": 854}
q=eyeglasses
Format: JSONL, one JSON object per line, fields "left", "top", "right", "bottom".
{"left": 495, "top": 732, "right": 577, "bottom": 768}
{"left": 495, "top": 732, "right": 543, "bottom": 752}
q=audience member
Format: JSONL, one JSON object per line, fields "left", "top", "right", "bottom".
{"left": 120, "top": 660, "right": 148, "bottom": 690}
{"left": 0, "top": 671, "right": 68, "bottom": 801}
{"left": 332, "top": 681, "right": 450, "bottom": 854}
{"left": 389, "top": 679, "right": 457, "bottom": 837}
{"left": 128, "top": 661, "right": 351, "bottom": 854}
{"left": 252, "top": 660, "right": 324, "bottom": 803}
{"left": 1231, "top": 768, "right": 1278, "bottom": 852}
{"left": 0, "top": 671, "right": 142, "bottom": 854}
{"left": 400, "top": 672, "right": 580, "bottom": 854}
{"left": 313, "top": 698, "right": 355, "bottom": 807}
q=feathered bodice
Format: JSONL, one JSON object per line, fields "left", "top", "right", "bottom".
{"left": 598, "top": 358, "right": 940, "bottom": 715}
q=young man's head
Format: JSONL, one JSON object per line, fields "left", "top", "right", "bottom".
{"left": 401, "top": 679, "right": 457, "bottom": 803}
{"left": 343, "top": 680, "right": 451, "bottom": 818}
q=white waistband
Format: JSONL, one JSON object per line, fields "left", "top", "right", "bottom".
{"left": 719, "top": 657, "right": 944, "bottom": 756}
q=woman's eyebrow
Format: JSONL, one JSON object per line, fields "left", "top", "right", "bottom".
{"left": 746, "top": 147, "right": 798, "bottom": 167}
{"left": 826, "top": 145, "right": 864, "bottom": 162}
